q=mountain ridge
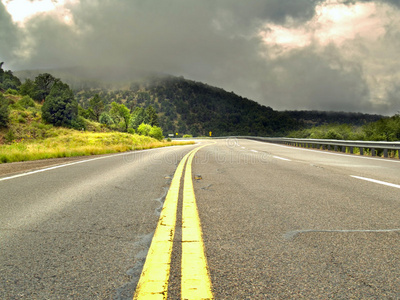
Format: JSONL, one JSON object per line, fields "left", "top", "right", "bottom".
{"left": 14, "top": 68, "right": 384, "bottom": 136}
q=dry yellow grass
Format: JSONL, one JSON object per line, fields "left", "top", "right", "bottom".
{"left": 0, "top": 131, "right": 194, "bottom": 163}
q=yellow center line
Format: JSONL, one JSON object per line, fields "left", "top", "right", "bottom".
{"left": 133, "top": 149, "right": 192, "bottom": 299}
{"left": 181, "top": 145, "right": 213, "bottom": 299}
{"left": 133, "top": 144, "right": 213, "bottom": 299}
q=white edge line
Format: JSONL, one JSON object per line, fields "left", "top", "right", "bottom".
{"left": 250, "top": 140, "right": 400, "bottom": 164}
{"left": 273, "top": 156, "right": 291, "bottom": 161}
{"left": 351, "top": 175, "right": 400, "bottom": 189}
{"left": 0, "top": 152, "right": 134, "bottom": 182}
{"left": 250, "top": 150, "right": 258, "bottom": 153}
{"left": 0, "top": 145, "right": 194, "bottom": 182}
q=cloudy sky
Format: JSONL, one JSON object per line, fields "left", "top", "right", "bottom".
{"left": 1, "top": 0, "right": 400, "bottom": 115}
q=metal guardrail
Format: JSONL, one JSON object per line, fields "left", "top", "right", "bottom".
{"left": 236, "top": 136, "right": 400, "bottom": 159}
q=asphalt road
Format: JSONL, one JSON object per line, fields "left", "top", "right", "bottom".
{"left": 0, "top": 144, "right": 198, "bottom": 299}
{"left": 1, "top": 139, "right": 399, "bottom": 299}
{"left": 193, "top": 139, "right": 400, "bottom": 299}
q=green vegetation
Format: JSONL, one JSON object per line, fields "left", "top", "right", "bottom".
{"left": 0, "top": 64, "right": 192, "bottom": 164}
{"left": 0, "top": 130, "right": 190, "bottom": 163}
{"left": 68, "top": 74, "right": 299, "bottom": 136}
{"left": 0, "top": 62, "right": 21, "bottom": 91}
{"left": 285, "top": 110, "right": 383, "bottom": 127}
{"left": 88, "top": 94, "right": 105, "bottom": 121}
{"left": 109, "top": 101, "right": 131, "bottom": 132}
{"left": 17, "top": 69, "right": 387, "bottom": 138}
{"left": 288, "top": 115, "right": 400, "bottom": 142}
{"left": 0, "top": 93, "right": 10, "bottom": 128}
{"left": 41, "top": 81, "right": 79, "bottom": 128}
{"left": 2, "top": 63, "right": 398, "bottom": 166}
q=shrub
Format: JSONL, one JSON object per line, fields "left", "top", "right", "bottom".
{"left": 19, "top": 95, "right": 36, "bottom": 108}
{"left": 5, "top": 88, "right": 18, "bottom": 95}
{"left": 18, "top": 115, "right": 26, "bottom": 123}
{"left": 149, "top": 126, "right": 164, "bottom": 141}
{"left": 325, "top": 129, "right": 343, "bottom": 140}
{"left": 4, "top": 129, "right": 14, "bottom": 143}
{"left": 71, "top": 116, "right": 87, "bottom": 131}
{"left": 137, "top": 123, "right": 152, "bottom": 136}
{"left": 10, "top": 101, "right": 23, "bottom": 110}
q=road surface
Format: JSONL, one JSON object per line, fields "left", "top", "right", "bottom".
{"left": 1, "top": 139, "right": 399, "bottom": 299}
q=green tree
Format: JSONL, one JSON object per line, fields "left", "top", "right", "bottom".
{"left": 0, "top": 93, "right": 9, "bottom": 128}
{"left": 34, "top": 73, "right": 59, "bottom": 102}
{"left": 99, "top": 112, "right": 114, "bottom": 126}
{"left": 130, "top": 107, "right": 145, "bottom": 130}
{"left": 19, "top": 79, "right": 37, "bottom": 98}
{"left": 0, "top": 62, "right": 21, "bottom": 91}
{"left": 41, "top": 82, "right": 78, "bottom": 127}
{"left": 19, "top": 95, "right": 35, "bottom": 109}
{"left": 110, "top": 102, "right": 130, "bottom": 131}
{"left": 145, "top": 105, "right": 159, "bottom": 127}
{"left": 0, "top": 62, "right": 3, "bottom": 84}
{"left": 88, "top": 94, "right": 104, "bottom": 122}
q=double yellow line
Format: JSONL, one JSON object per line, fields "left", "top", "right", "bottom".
{"left": 133, "top": 145, "right": 213, "bottom": 300}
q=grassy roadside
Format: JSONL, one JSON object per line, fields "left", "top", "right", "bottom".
{"left": 0, "top": 93, "right": 194, "bottom": 163}
{"left": 0, "top": 131, "right": 194, "bottom": 163}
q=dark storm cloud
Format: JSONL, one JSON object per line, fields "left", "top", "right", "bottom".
{"left": 9, "top": 0, "right": 324, "bottom": 73}
{"left": 2, "top": 0, "right": 400, "bottom": 114}
{"left": 259, "top": 46, "right": 372, "bottom": 113}
{"left": 218, "top": 0, "right": 322, "bottom": 24}
{"left": 384, "top": 0, "right": 400, "bottom": 6}
{"left": 0, "top": 1, "right": 20, "bottom": 66}
{"left": 21, "top": 14, "right": 82, "bottom": 68}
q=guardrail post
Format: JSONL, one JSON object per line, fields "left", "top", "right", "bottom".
{"left": 360, "top": 148, "right": 364, "bottom": 155}
{"left": 342, "top": 146, "right": 346, "bottom": 153}
{"left": 371, "top": 148, "right": 376, "bottom": 156}
{"left": 334, "top": 145, "right": 338, "bottom": 152}
{"left": 349, "top": 147, "right": 353, "bottom": 154}
{"left": 383, "top": 149, "right": 388, "bottom": 158}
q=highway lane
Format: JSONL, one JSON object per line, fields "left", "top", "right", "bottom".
{"left": 193, "top": 139, "right": 400, "bottom": 298}
{"left": 1, "top": 138, "right": 399, "bottom": 299}
{"left": 0, "top": 144, "right": 198, "bottom": 299}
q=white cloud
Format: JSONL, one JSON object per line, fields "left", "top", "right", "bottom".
{"left": 259, "top": 1, "right": 385, "bottom": 55}
{"left": 257, "top": 1, "right": 400, "bottom": 114}
{"left": 2, "top": 0, "right": 78, "bottom": 26}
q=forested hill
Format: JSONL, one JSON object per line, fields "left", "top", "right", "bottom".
{"left": 15, "top": 68, "right": 384, "bottom": 137}
{"left": 285, "top": 110, "right": 383, "bottom": 127}
{"left": 70, "top": 74, "right": 300, "bottom": 137}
